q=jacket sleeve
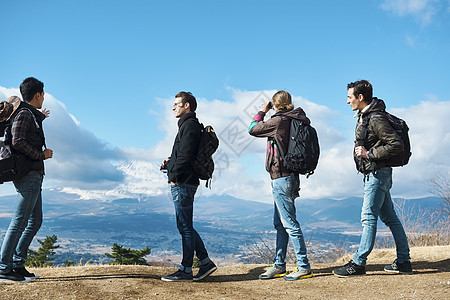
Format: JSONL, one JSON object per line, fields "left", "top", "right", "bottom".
{"left": 11, "top": 110, "right": 45, "bottom": 161}
{"left": 248, "top": 111, "right": 278, "bottom": 138}
{"left": 367, "top": 113, "right": 403, "bottom": 161}
{"left": 168, "top": 121, "right": 200, "bottom": 183}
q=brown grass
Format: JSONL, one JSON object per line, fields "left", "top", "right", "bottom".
{"left": 1, "top": 245, "right": 449, "bottom": 300}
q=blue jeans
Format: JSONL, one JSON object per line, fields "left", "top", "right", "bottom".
{"left": 272, "top": 175, "right": 310, "bottom": 270}
{"left": 171, "top": 183, "right": 210, "bottom": 273}
{"left": 353, "top": 167, "right": 410, "bottom": 266}
{"left": 0, "top": 171, "right": 43, "bottom": 273}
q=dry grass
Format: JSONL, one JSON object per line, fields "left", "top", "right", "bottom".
{"left": 1, "top": 245, "right": 449, "bottom": 300}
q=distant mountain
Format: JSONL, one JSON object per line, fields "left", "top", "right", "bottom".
{"left": 0, "top": 187, "right": 443, "bottom": 242}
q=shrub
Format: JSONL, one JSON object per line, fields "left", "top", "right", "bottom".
{"left": 105, "top": 243, "right": 151, "bottom": 265}
{"left": 26, "top": 235, "right": 59, "bottom": 267}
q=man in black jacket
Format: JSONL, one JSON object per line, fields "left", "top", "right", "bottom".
{"left": 161, "top": 92, "right": 216, "bottom": 282}
{"left": 0, "top": 77, "right": 53, "bottom": 283}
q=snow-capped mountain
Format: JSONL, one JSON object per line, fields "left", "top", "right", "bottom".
{"left": 61, "top": 160, "right": 169, "bottom": 201}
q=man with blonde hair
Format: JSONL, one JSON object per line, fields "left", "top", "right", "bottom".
{"left": 248, "top": 90, "right": 313, "bottom": 281}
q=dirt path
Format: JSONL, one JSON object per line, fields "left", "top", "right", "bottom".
{"left": 1, "top": 246, "right": 449, "bottom": 299}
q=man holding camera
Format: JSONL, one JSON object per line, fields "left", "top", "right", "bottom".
{"left": 160, "top": 92, "right": 216, "bottom": 282}
{"left": 249, "top": 90, "right": 313, "bottom": 281}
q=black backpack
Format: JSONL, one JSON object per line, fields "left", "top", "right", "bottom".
{"left": 280, "top": 118, "right": 320, "bottom": 178}
{"left": 359, "top": 110, "right": 411, "bottom": 167}
{"left": 0, "top": 108, "right": 36, "bottom": 183}
{"left": 191, "top": 122, "right": 219, "bottom": 187}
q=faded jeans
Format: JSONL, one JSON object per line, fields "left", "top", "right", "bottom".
{"left": 171, "top": 183, "right": 210, "bottom": 273}
{"left": 353, "top": 167, "right": 410, "bottom": 266}
{"left": 0, "top": 171, "right": 43, "bottom": 273}
{"left": 272, "top": 175, "right": 310, "bottom": 270}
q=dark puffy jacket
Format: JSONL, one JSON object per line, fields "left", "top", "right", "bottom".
{"left": 166, "top": 112, "right": 201, "bottom": 185}
{"left": 249, "top": 108, "right": 310, "bottom": 180}
{"left": 354, "top": 98, "right": 404, "bottom": 174}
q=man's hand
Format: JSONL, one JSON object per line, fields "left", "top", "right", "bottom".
{"left": 41, "top": 108, "right": 50, "bottom": 118}
{"left": 161, "top": 158, "right": 170, "bottom": 170}
{"left": 43, "top": 148, "right": 53, "bottom": 160}
{"left": 355, "top": 146, "right": 369, "bottom": 159}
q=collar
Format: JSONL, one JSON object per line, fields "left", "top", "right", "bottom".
{"left": 355, "top": 99, "right": 374, "bottom": 120}
{"left": 178, "top": 111, "right": 197, "bottom": 128}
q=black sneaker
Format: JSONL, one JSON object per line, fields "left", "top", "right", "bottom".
{"left": 193, "top": 261, "right": 217, "bottom": 281}
{"left": 0, "top": 271, "right": 32, "bottom": 283}
{"left": 333, "top": 260, "right": 366, "bottom": 277}
{"left": 13, "top": 267, "right": 40, "bottom": 279}
{"left": 384, "top": 259, "right": 413, "bottom": 275}
{"left": 161, "top": 269, "right": 193, "bottom": 282}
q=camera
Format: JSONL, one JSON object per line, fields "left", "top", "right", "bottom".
{"left": 160, "top": 163, "right": 168, "bottom": 173}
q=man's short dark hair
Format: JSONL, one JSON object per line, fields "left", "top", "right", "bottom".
{"left": 20, "top": 77, "right": 44, "bottom": 102}
{"left": 347, "top": 80, "right": 372, "bottom": 103}
{"left": 175, "top": 91, "right": 197, "bottom": 112}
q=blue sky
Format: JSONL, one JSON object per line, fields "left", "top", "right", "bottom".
{"left": 0, "top": 0, "right": 449, "bottom": 202}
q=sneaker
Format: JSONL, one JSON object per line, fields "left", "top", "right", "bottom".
{"left": 0, "top": 271, "right": 32, "bottom": 283}
{"left": 161, "top": 269, "right": 193, "bottom": 282}
{"left": 259, "top": 265, "right": 287, "bottom": 279}
{"left": 13, "top": 267, "right": 40, "bottom": 279}
{"left": 284, "top": 267, "right": 313, "bottom": 281}
{"left": 384, "top": 259, "right": 413, "bottom": 275}
{"left": 193, "top": 261, "right": 217, "bottom": 281}
{"left": 333, "top": 260, "right": 366, "bottom": 277}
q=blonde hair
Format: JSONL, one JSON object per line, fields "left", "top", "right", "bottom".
{"left": 272, "top": 90, "right": 294, "bottom": 111}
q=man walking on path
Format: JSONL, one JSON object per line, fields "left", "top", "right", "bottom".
{"left": 0, "top": 77, "right": 53, "bottom": 283}
{"left": 249, "top": 90, "right": 313, "bottom": 281}
{"left": 160, "top": 92, "right": 216, "bottom": 282}
{"left": 333, "top": 80, "right": 412, "bottom": 277}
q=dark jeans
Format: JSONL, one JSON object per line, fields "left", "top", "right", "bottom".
{"left": 0, "top": 171, "right": 43, "bottom": 273}
{"left": 171, "top": 183, "right": 209, "bottom": 273}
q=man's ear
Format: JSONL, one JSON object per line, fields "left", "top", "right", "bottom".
{"left": 358, "top": 94, "right": 364, "bottom": 102}
{"left": 185, "top": 102, "right": 191, "bottom": 111}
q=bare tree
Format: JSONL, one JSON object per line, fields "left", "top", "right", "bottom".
{"left": 429, "top": 172, "right": 450, "bottom": 217}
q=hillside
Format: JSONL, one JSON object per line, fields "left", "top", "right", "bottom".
{"left": 2, "top": 245, "right": 449, "bottom": 300}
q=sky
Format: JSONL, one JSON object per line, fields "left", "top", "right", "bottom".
{"left": 0, "top": 0, "right": 449, "bottom": 203}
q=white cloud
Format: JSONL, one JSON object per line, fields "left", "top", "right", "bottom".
{"left": 381, "top": 0, "right": 440, "bottom": 25}
{"left": 390, "top": 100, "right": 450, "bottom": 197}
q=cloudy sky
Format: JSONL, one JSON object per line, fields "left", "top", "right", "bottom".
{"left": 0, "top": 0, "right": 449, "bottom": 203}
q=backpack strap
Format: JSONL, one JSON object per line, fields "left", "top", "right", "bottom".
{"left": 356, "top": 111, "right": 383, "bottom": 171}
{"left": 273, "top": 115, "right": 292, "bottom": 178}
{"left": 356, "top": 110, "right": 388, "bottom": 145}
{"left": 15, "top": 107, "right": 47, "bottom": 149}
{"left": 356, "top": 114, "right": 370, "bottom": 147}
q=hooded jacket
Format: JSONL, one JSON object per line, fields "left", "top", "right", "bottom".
{"left": 166, "top": 112, "right": 201, "bottom": 185}
{"left": 249, "top": 108, "right": 311, "bottom": 180}
{"left": 354, "top": 98, "right": 404, "bottom": 174}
